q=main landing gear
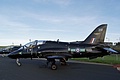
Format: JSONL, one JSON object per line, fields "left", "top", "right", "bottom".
{"left": 46, "top": 58, "right": 67, "bottom": 70}
{"left": 47, "top": 58, "right": 57, "bottom": 70}
{"left": 60, "top": 58, "right": 67, "bottom": 66}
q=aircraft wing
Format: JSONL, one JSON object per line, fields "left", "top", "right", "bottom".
{"left": 103, "top": 48, "right": 119, "bottom": 54}
{"left": 47, "top": 56, "right": 65, "bottom": 59}
{"left": 47, "top": 54, "right": 72, "bottom": 59}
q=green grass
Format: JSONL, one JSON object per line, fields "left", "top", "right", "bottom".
{"left": 0, "top": 46, "right": 7, "bottom": 48}
{"left": 72, "top": 55, "right": 120, "bottom": 65}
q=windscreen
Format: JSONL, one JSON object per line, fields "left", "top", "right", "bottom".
{"left": 19, "top": 40, "right": 46, "bottom": 50}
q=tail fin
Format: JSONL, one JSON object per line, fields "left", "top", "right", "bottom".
{"left": 82, "top": 24, "right": 107, "bottom": 44}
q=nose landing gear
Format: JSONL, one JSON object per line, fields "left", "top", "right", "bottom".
{"left": 16, "top": 58, "right": 22, "bottom": 66}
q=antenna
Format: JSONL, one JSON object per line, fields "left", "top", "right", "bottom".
{"left": 29, "top": 39, "right": 31, "bottom": 42}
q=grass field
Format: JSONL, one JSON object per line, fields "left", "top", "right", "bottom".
{"left": 0, "top": 46, "right": 7, "bottom": 48}
{"left": 72, "top": 54, "right": 120, "bottom": 65}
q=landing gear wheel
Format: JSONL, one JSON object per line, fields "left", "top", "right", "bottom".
{"left": 47, "top": 62, "right": 57, "bottom": 70}
{"left": 17, "top": 62, "right": 22, "bottom": 66}
{"left": 47, "top": 58, "right": 57, "bottom": 70}
{"left": 16, "top": 58, "right": 22, "bottom": 66}
{"left": 51, "top": 64, "right": 57, "bottom": 70}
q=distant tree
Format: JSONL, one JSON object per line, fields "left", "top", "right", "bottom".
{"left": 113, "top": 42, "right": 120, "bottom": 51}
{"left": 115, "top": 42, "right": 120, "bottom": 46}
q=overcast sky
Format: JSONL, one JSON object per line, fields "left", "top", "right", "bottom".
{"left": 0, "top": 0, "right": 120, "bottom": 45}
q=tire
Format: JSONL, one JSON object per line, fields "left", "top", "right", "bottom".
{"left": 17, "top": 62, "right": 22, "bottom": 66}
{"left": 51, "top": 64, "right": 57, "bottom": 70}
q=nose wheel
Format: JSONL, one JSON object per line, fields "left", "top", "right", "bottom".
{"left": 16, "top": 58, "right": 22, "bottom": 66}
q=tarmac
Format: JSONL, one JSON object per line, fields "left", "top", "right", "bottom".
{"left": 0, "top": 56, "right": 120, "bottom": 80}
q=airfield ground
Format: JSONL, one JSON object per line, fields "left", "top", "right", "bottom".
{"left": 0, "top": 56, "right": 120, "bottom": 80}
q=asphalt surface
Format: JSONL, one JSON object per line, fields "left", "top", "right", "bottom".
{"left": 0, "top": 56, "right": 120, "bottom": 80}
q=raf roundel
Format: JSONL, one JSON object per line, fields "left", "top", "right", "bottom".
{"left": 76, "top": 48, "right": 80, "bottom": 53}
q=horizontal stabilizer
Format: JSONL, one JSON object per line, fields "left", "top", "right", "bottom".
{"left": 103, "top": 48, "right": 119, "bottom": 54}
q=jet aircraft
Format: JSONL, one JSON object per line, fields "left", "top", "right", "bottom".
{"left": 8, "top": 24, "right": 119, "bottom": 70}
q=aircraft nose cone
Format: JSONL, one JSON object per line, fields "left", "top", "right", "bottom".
{"left": 8, "top": 50, "right": 21, "bottom": 59}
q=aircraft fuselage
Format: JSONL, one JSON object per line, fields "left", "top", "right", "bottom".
{"left": 8, "top": 41, "right": 109, "bottom": 59}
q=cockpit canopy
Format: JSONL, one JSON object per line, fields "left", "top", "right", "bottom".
{"left": 19, "top": 40, "right": 46, "bottom": 50}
